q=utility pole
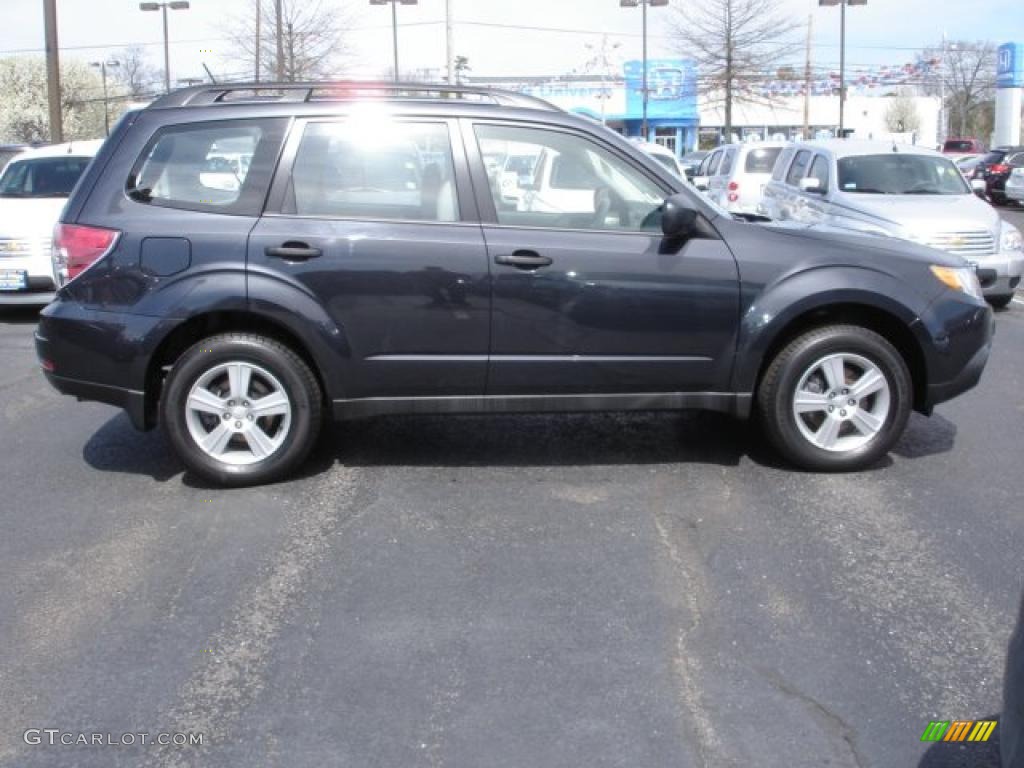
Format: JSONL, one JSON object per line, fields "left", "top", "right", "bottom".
{"left": 803, "top": 13, "right": 813, "bottom": 140}
{"left": 446, "top": 0, "right": 454, "bottom": 84}
{"left": 391, "top": 1, "right": 399, "bottom": 81}
{"left": 43, "top": 0, "right": 63, "bottom": 143}
{"left": 838, "top": 0, "right": 846, "bottom": 135}
{"left": 255, "top": 0, "right": 261, "bottom": 82}
{"left": 275, "top": 0, "right": 284, "bottom": 81}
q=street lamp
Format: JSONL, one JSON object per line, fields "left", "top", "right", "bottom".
{"left": 370, "top": 0, "right": 418, "bottom": 83}
{"left": 139, "top": 1, "right": 190, "bottom": 94}
{"left": 89, "top": 59, "right": 120, "bottom": 136}
{"left": 819, "top": 0, "right": 867, "bottom": 137}
{"left": 620, "top": 0, "right": 669, "bottom": 141}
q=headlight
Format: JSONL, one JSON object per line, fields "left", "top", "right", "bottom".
{"left": 1000, "top": 222, "right": 1023, "bottom": 252}
{"left": 930, "top": 265, "right": 984, "bottom": 301}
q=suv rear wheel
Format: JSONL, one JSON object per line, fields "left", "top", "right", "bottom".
{"left": 757, "top": 325, "right": 912, "bottom": 471}
{"left": 160, "top": 333, "right": 322, "bottom": 486}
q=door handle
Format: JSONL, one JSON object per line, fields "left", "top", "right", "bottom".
{"left": 265, "top": 242, "right": 322, "bottom": 260}
{"left": 494, "top": 250, "right": 553, "bottom": 269}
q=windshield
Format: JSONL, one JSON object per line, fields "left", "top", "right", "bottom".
{"left": 836, "top": 154, "right": 969, "bottom": 196}
{"left": 0, "top": 156, "right": 92, "bottom": 198}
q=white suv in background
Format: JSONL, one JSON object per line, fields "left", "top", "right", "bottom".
{"left": 695, "top": 142, "right": 786, "bottom": 216}
{"left": 760, "top": 139, "right": 1024, "bottom": 308}
{"left": 0, "top": 140, "right": 102, "bottom": 306}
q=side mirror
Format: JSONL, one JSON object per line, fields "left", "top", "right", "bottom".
{"left": 970, "top": 178, "right": 987, "bottom": 197}
{"left": 692, "top": 176, "right": 710, "bottom": 192}
{"left": 661, "top": 194, "right": 699, "bottom": 239}
{"left": 799, "top": 177, "right": 824, "bottom": 194}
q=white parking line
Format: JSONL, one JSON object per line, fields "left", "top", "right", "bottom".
{"left": 1014, "top": 298, "right": 1024, "bottom": 307}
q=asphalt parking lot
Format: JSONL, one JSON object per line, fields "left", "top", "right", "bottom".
{"left": 1, "top": 207, "right": 1022, "bottom": 768}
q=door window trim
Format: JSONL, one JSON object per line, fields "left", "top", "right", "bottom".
{"left": 462, "top": 118, "right": 695, "bottom": 236}
{"left": 262, "top": 116, "right": 480, "bottom": 226}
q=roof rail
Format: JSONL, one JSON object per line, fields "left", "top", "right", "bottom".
{"left": 148, "top": 81, "right": 559, "bottom": 111}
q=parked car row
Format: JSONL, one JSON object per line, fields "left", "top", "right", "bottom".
{"left": 687, "top": 138, "right": 1023, "bottom": 309}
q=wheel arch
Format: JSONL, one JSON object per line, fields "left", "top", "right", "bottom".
{"left": 142, "top": 309, "right": 333, "bottom": 430}
{"left": 742, "top": 300, "right": 930, "bottom": 414}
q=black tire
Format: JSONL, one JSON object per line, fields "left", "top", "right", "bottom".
{"left": 160, "top": 333, "right": 322, "bottom": 487}
{"left": 988, "top": 294, "right": 1015, "bottom": 310}
{"left": 757, "top": 325, "right": 912, "bottom": 471}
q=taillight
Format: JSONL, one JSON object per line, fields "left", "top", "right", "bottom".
{"left": 728, "top": 192, "right": 739, "bottom": 202}
{"left": 52, "top": 223, "right": 120, "bottom": 286}
{"left": 991, "top": 164, "right": 1011, "bottom": 174}
{"left": 728, "top": 181, "right": 740, "bottom": 191}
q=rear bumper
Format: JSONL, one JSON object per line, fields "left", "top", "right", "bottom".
{"left": 39, "top": 364, "right": 148, "bottom": 429}
{"left": 0, "top": 290, "right": 54, "bottom": 306}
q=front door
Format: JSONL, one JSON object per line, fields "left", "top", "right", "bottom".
{"left": 467, "top": 122, "right": 740, "bottom": 396}
{"left": 249, "top": 117, "right": 489, "bottom": 400}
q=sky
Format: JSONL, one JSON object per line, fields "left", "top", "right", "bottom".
{"left": 1, "top": 0, "right": 1022, "bottom": 90}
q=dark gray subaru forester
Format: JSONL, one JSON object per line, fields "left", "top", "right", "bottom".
{"left": 37, "top": 82, "right": 994, "bottom": 486}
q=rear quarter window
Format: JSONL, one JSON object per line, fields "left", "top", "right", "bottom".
{"left": 127, "top": 118, "right": 289, "bottom": 216}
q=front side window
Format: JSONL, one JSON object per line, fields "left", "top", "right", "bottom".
{"left": 129, "top": 118, "right": 287, "bottom": 215}
{"left": 285, "top": 121, "right": 459, "bottom": 222}
{"left": 475, "top": 124, "right": 666, "bottom": 232}
{"left": 786, "top": 150, "right": 811, "bottom": 186}
{"left": 837, "top": 154, "right": 970, "bottom": 195}
{"left": 0, "top": 156, "right": 92, "bottom": 198}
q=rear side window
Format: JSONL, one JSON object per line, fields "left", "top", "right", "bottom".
{"left": 1007, "top": 151, "right": 1024, "bottom": 166}
{"left": 807, "top": 154, "right": 830, "bottom": 190}
{"left": 284, "top": 121, "right": 459, "bottom": 222}
{"left": 128, "top": 118, "right": 288, "bottom": 216}
{"left": 771, "top": 148, "right": 794, "bottom": 181}
{"left": 786, "top": 150, "right": 812, "bottom": 186}
{"left": 719, "top": 148, "right": 736, "bottom": 175}
{"left": 705, "top": 151, "right": 722, "bottom": 176}
{"left": 746, "top": 147, "right": 782, "bottom": 174}
{"left": 981, "top": 150, "right": 1007, "bottom": 164}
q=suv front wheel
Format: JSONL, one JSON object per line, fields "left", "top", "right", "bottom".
{"left": 757, "top": 325, "right": 912, "bottom": 471}
{"left": 160, "top": 333, "right": 322, "bottom": 486}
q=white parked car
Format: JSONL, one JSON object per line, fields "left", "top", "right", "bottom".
{"left": 631, "top": 140, "right": 686, "bottom": 179}
{"left": 694, "top": 142, "right": 787, "bottom": 215}
{"left": 760, "top": 139, "right": 1024, "bottom": 308}
{"left": 1007, "top": 167, "right": 1024, "bottom": 204}
{"left": 0, "top": 140, "right": 103, "bottom": 306}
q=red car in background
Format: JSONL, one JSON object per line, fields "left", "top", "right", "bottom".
{"left": 942, "top": 138, "right": 987, "bottom": 157}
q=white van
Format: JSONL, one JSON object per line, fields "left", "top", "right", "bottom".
{"left": 694, "top": 142, "right": 787, "bottom": 215}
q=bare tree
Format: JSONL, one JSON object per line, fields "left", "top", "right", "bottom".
{"left": 923, "top": 41, "right": 997, "bottom": 139}
{"left": 668, "top": 0, "right": 802, "bottom": 141}
{"left": 111, "top": 45, "right": 160, "bottom": 100}
{"left": 227, "top": 0, "right": 356, "bottom": 82}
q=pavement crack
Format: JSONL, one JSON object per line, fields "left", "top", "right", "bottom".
{"left": 757, "top": 667, "right": 868, "bottom": 768}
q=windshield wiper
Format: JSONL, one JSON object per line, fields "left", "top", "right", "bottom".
{"left": 902, "top": 189, "right": 946, "bottom": 195}
{"left": 845, "top": 188, "right": 891, "bottom": 194}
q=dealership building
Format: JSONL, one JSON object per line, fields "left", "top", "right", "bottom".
{"left": 473, "top": 57, "right": 955, "bottom": 155}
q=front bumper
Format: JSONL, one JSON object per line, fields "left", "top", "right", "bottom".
{"left": 969, "top": 251, "right": 1024, "bottom": 298}
{"left": 921, "top": 297, "right": 994, "bottom": 410}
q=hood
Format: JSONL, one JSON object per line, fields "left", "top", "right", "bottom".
{"left": 833, "top": 193, "right": 999, "bottom": 236}
{"left": 762, "top": 219, "right": 964, "bottom": 269}
{"left": 0, "top": 197, "right": 67, "bottom": 238}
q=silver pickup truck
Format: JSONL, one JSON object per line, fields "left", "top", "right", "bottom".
{"left": 760, "top": 139, "right": 1024, "bottom": 308}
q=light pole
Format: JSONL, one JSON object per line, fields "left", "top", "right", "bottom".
{"left": 819, "top": 0, "right": 866, "bottom": 138}
{"left": 139, "top": 1, "right": 190, "bottom": 94}
{"left": 89, "top": 59, "right": 120, "bottom": 136}
{"left": 370, "top": 0, "right": 418, "bottom": 83}
{"left": 620, "top": 0, "right": 668, "bottom": 141}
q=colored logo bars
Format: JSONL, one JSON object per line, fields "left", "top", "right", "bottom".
{"left": 921, "top": 720, "right": 998, "bottom": 743}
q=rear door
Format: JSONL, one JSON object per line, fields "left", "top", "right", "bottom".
{"left": 466, "top": 121, "right": 740, "bottom": 396}
{"left": 248, "top": 115, "right": 490, "bottom": 400}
